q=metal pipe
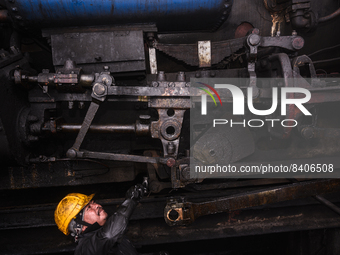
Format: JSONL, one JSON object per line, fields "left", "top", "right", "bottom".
{"left": 60, "top": 124, "right": 136, "bottom": 133}
{"left": 319, "top": 8, "right": 340, "bottom": 23}
{"left": 58, "top": 122, "right": 150, "bottom": 136}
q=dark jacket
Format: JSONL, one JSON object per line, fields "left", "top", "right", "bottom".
{"left": 74, "top": 199, "right": 139, "bottom": 255}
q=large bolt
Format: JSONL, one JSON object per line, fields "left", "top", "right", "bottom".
{"left": 66, "top": 148, "right": 77, "bottom": 158}
{"left": 292, "top": 37, "right": 304, "bottom": 50}
{"left": 248, "top": 34, "right": 261, "bottom": 46}
{"left": 181, "top": 167, "right": 191, "bottom": 180}
{"left": 157, "top": 71, "right": 166, "bottom": 81}
{"left": 176, "top": 71, "right": 186, "bottom": 82}
{"left": 166, "top": 158, "right": 176, "bottom": 168}
{"left": 301, "top": 127, "right": 314, "bottom": 139}
{"left": 93, "top": 83, "right": 106, "bottom": 96}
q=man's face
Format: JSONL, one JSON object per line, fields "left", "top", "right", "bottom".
{"left": 83, "top": 201, "right": 108, "bottom": 226}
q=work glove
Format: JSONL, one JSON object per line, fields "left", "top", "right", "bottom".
{"left": 125, "top": 184, "right": 146, "bottom": 202}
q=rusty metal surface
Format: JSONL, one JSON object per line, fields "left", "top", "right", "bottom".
{"left": 148, "top": 47, "right": 158, "bottom": 75}
{"left": 165, "top": 179, "right": 340, "bottom": 226}
{"left": 51, "top": 30, "right": 146, "bottom": 73}
{"left": 3, "top": 198, "right": 340, "bottom": 254}
{"left": 0, "top": 161, "right": 138, "bottom": 190}
{"left": 198, "top": 41, "right": 211, "bottom": 68}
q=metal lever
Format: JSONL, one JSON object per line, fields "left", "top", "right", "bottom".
{"left": 66, "top": 101, "right": 101, "bottom": 158}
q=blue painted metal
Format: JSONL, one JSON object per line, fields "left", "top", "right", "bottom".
{"left": 6, "top": 0, "right": 231, "bottom": 31}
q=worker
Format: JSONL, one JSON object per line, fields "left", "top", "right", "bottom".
{"left": 54, "top": 184, "right": 146, "bottom": 255}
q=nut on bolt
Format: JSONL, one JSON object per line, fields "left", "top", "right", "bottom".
{"left": 66, "top": 148, "right": 77, "bottom": 158}
{"left": 166, "top": 158, "right": 176, "bottom": 167}
{"left": 181, "top": 167, "right": 191, "bottom": 180}
{"left": 248, "top": 34, "right": 261, "bottom": 46}
{"left": 93, "top": 83, "right": 106, "bottom": 96}
{"left": 292, "top": 37, "right": 304, "bottom": 50}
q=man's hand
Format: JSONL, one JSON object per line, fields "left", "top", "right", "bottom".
{"left": 125, "top": 184, "right": 146, "bottom": 202}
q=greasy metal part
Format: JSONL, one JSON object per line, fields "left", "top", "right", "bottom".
{"left": 155, "top": 33, "right": 304, "bottom": 67}
{"left": 247, "top": 33, "right": 260, "bottom": 97}
{"left": 150, "top": 109, "right": 186, "bottom": 158}
{"left": 16, "top": 68, "right": 95, "bottom": 90}
{"left": 254, "top": 33, "right": 305, "bottom": 51}
{"left": 292, "top": 55, "right": 317, "bottom": 79}
{"left": 285, "top": 0, "right": 317, "bottom": 31}
{"left": 66, "top": 100, "right": 101, "bottom": 157}
{"left": 198, "top": 41, "right": 211, "bottom": 68}
{"left": 65, "top": 72, "right": 188, "bottom": 165}
{"left": 57, "top": 122, "right": 150, "bottom": 136}
{"left": 318, "top": 7, "right": 340, "bottom": 23}
{"left": 51, "top": 30, "right": 146, "bottom": 73}
{"left": 246, "top": 31, "right": 304, "bottom": 100}
{"left": 164, "top": 179, "right": 340, "bottom": 226}
{"left": 107, "top": 85, "right": 192, "bottom": 96}
{"left": 79, "top": 74, "right": 95, "bottom": 87}
{"left": 50, "top": 77, "right": 105, "bottom": 145}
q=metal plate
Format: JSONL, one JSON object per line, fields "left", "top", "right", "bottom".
{"left": 51, "top": 30, "right": 145, "bottom": 72}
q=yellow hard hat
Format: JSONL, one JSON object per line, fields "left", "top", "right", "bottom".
{"left": 54, "top": 193, "right": 94, "bottom": 235}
